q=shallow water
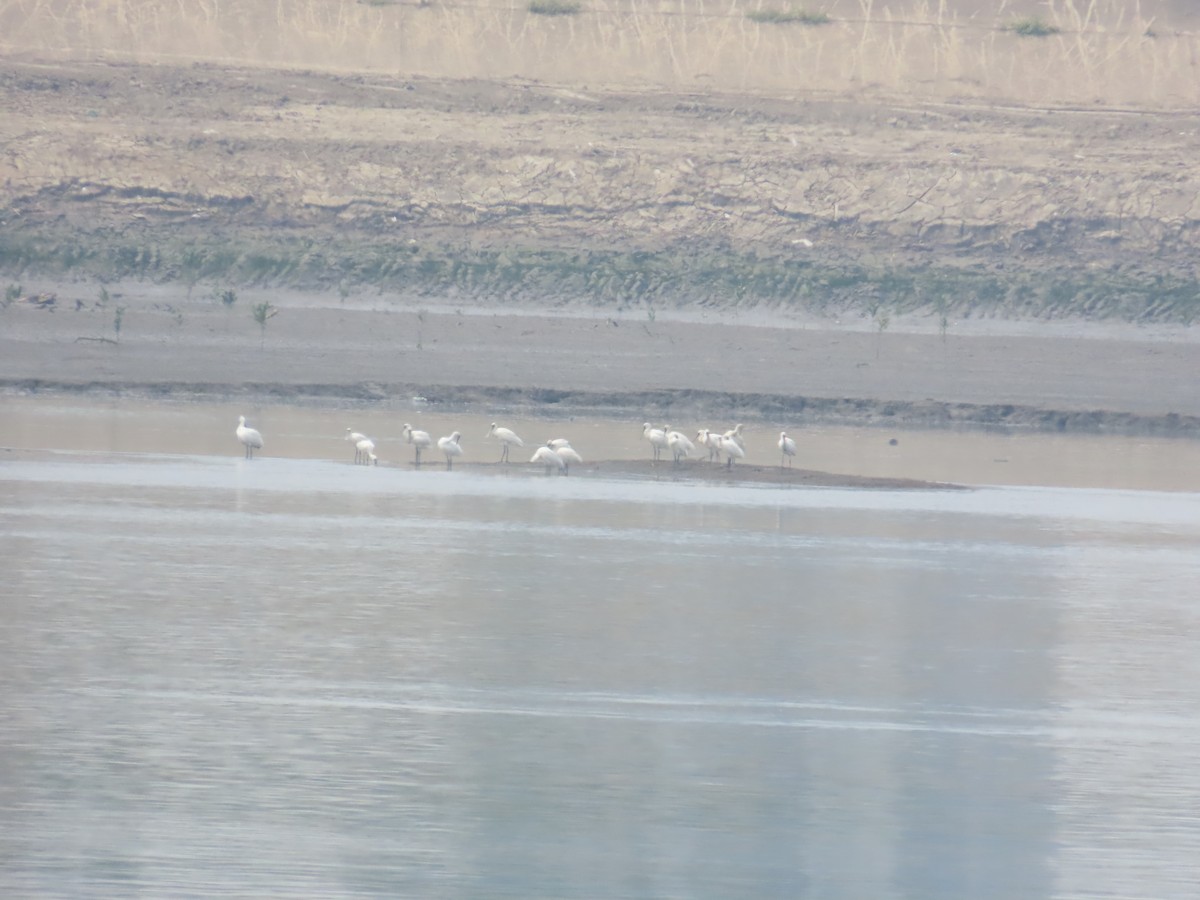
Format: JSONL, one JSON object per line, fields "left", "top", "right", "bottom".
{"left": 3, "top": 401, "right": 1200, "bottom": 898}
{"left": 5, "top": 395, "right": 1200, "bottom": 491}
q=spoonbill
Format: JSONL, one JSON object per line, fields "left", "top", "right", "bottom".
{"left": 236, "top": 416, "right": 263, "bottom": 459}
{"left": 488, "top": 423, "right": 524, "bottom": 463}
{"left": 553, "top": 443, "right": 583, "bottom": 475}
{"left": 778, "top": 431, "right": 797, "bottom": 468}
{"left": 402, "top": 423, "right": 432, "bottom": 467}
{"left": 696, "top": 428, "right": 722, "bottom": 463}
{"left": 356, "top": 437, "right": 377, "bottom": 466}
{"left": 665, "top": 426, "right": 695, "bottom": 464}
{"left": 642, "top": 423, "right": 669, "bottom": 462}
{"left": 531, "top": 444, "right": 566, "bottom": 474}
{"left": 437, "top": 432, "right": 464, "bottom": 469}
{"left": 547, "top": 438, "right": 572, "bottom": 450}
{"left": 346, "top": 428, "right": 368, "bottom": 463}
{"left": 719, "top": 433, "right": 745, "bottom": 468}
{"left": 724, "top": 423, "right": 746, "bottom": 448}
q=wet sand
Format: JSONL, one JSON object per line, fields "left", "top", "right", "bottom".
{"left": 515, "top": 459, "right": 965, "bottom": 490}
{"left": 6, "top": 396, "right": 1200, "bottom": 492}
{"left": 3, "top": 285, "right": 1200, "bottom": 438}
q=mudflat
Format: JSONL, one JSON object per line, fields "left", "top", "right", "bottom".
{"left": 3, "top": 286, "right": 1198, "bottom": 435}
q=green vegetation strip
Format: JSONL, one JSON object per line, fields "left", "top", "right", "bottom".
{"left": 2, "top": 231, "right": 1197, "bottom": 324}
{"left": 746, "top": 8, "right": 831, "bottom": 25}
{"left": 1005, "top": 17, "right": 1060, "bottom": 37}
{"left": 528, "top": 0, "right": 582, "bottom": 16}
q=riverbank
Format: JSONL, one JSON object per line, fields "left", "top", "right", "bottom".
{"left": 3, "top": 285, "right": 1199, "bottom": 436}
{"left": 2, "top": 53, "right": 1200, "bottom": 325}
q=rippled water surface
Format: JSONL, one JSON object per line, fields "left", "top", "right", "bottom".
{"left": 3, "top": 401, "right": 1200, "bottom": 898}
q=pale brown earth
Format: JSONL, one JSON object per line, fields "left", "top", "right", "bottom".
{"left": 3, "top": 286, "right": 1198, "bottom": 436}
{"left": 4, "top": 54, "right": 1200, "bottom": 303}
{"left": 1, "top": 40, "right": 1199, "bottom": 437}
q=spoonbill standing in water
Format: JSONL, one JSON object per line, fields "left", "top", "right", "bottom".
{"left": 778, "top": 431, "right": 797, "bottom": 468}
{"left": 437, "top": 432, "right": 464, "bottom": 469}
{"left": 531, "top": 445, "right": 566, "bottom": 474}
{"left": 346, "top": 428, "right": 368, "bottom": 463}
{"left": 642, "top": 423, "right": 669, "bottom": 462}
{"left": 236, "top": 416, "right": 263, "bottom": 459}
{"left": 665, "top": 426, "right": 695, "bottom": 464}
{"left": 488, "top": 423, "right": 524, "bottom": 463}
{"left": 356, "top": 437, "right": 377, "bottom": 466}
{"left": 719, "top": 433, "right": 745, "bottom": 468}
{"left": 553, "top": 443, "right": 583, "bottom": 475}
{"left": 402, "top": 423, "right": 432, "bottom": 467}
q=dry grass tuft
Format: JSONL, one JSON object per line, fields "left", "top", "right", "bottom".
{"left": 0, "top": 0, "right": 1195, "bottom": 107}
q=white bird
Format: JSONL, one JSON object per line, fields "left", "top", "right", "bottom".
{"left": 554, "top": 443, "right": 583, "bottom": 475}
{"left": 665, "top": 426, "right": 695, "bottom": 464}
{"left": 437, "top": 431, "right": 464, "bottom": 469}
{"left": 531, "top": 444, "right": 566, "bottom": 474}
{"left": 236, "top": 415, "right": 263, "bottom": 459}
{"left": 547, "top": 438, "right": 573, "bottom": 450}
{"left": 724, "top": 423, "right": 746, "bottom": 448}
{"left": 346, "top": 427, "right": 368, "bottom": 463}
{"left": 356, "top": 437, "right": 377, "bottom": 466}
{"left": 402, "top": 423, "right": 432, "bottom": 467}
{"left": 778, "top": 431, "right": 797, "bottom": 468}
{"left": 642, "top": 422, "right": 669, "bottom": 462}
{"left": 488, "top": 423, "right": 524, "bottom": 463}
{"left": 719, "top": 434, "right": 745, "bottom": 468}
{"left": 696, "top": 428, "right": 722, "bottom": 463}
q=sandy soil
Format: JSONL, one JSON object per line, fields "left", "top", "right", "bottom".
{"left": 3, "top": 283, "right": 1199, "bottom": 436}
{"left": 4, "top": 55, "right": 1199, "bottom": 306}
{"left": 1, "top": 51, "right": 1198, "bottom": 437}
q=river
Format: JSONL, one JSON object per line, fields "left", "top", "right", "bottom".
{"left": 2, "top": 398, "right": 1199, "bottom": 898}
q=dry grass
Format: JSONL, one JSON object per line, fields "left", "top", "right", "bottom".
{"left": 0, "top": 0, "right": 1196, "bottom": 106}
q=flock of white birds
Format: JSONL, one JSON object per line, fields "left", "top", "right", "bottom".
{"left": 235, "top": 416, "right": 800, "bottom": 473}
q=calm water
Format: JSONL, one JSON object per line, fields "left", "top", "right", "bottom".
{"left": 3, "top": 402, "right": 1200, "bottom": 898}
